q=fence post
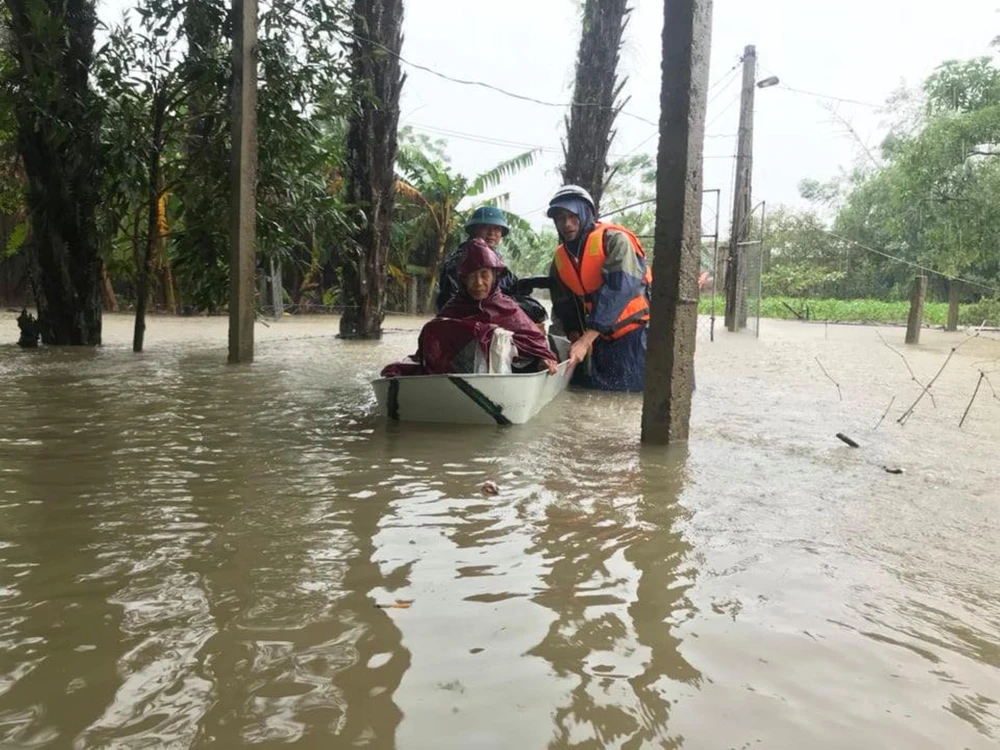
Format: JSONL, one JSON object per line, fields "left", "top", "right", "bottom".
{"left": 270, "top": 257, "right": 283, "bottom": 320}
{"left": 946, "top": 279, "right": 960, "bottom": 332}
{"left": 905, "top": 275, "right": 927, "bottom": 345}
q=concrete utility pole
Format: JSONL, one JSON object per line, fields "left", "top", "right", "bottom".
{"left": 228, "top": 0, "right": 258, "bottom": 363}
{"left": 640, "top": 0, "right": 713, "bottom": 445}
{"left": 724, "top": 44, "right": 756, "bottom": 333}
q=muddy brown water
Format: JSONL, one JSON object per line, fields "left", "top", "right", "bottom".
{"left": 1, "top": 312, "right": 998, "bottom": 749}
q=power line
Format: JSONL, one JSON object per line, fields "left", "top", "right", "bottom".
{"left": 616, "top": 60, "right": 741, "bottom": 149}
{"left": 775, "top": 85, "right": 880, "bottom": 109}
{"left": 820, "top": 229, "right": 1000, "bottom": 294}
{"left": 618, "top": 129, "right": 658, "bottom": 160}
{"left": 755, "top": 62, "right": 882, "bottom": 109}
{"left": 407, "top": 120, "right": 735, "bottom": 163}
{"left": 707, "top": 67, "right": 741, "bottom": 106}
{"left": 361, "top": 34, "right": 748, "bottom": 167}
{"left": 616, "top": 126, "right": 735, "bottom": 161}
{"left": 405, "top": 122, "right": 562, "bottom": 154}
{"left": 345, "top": 30, "right": 660, "bottom": 127}
{"left": 708, "top": 59, "right": 742, "bottom": 94}
{"left": 705, "top": 89, "right": 742, "bottom": 130}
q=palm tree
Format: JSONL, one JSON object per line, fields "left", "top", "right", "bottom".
{"left": 562, "top": 0, "right": 631, "bottom": 213}
{"left": 394, "top": 144, "right": 537, "bottom": 311}
{"left": 339, "top": 0, "right": 405, "bottom": 340}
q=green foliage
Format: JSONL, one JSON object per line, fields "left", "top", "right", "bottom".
{"left": 505, "top": 226, "right": 559, "bottom": 277}
{"left": 95, "top": 6, "right": 184, "bottom": 260}
{"left": 393, "top": 134, "right": 538, "bottom": 306}
{"left": 600, "top": 153, "right": 656, "bottom": 236}
{"left": 468, "top": 150, "right": 537, "bottom": 197}
{"left": 88, "top": 0, "right": 356, "bottom": 313}
{"left": 0, "top": 9, "right": 24, "bottom": 222}
{"left": 763, "top": 264, "right": 846, "bottom": 299}
{"left": 697, "top": 295, "right": 1000, "bottom": 327}
{"left": 813, "top": 56, "right": 1000, "bottom": 303}
{"left": 924, "top": 58, "right": 1000, "bottom": 115}
{"left": 322, "top": 284, "right": 340, "bottom": 309}
{"left": 961, "top": 295, "right": 1000, "bottom": 326}
{"left": 254, "top": 0, "right": 353, "bottom": 265}
{"left": 2, "top": 220, "right": 27, "bottom": 259}
{"left": 760, "top": 205, "right": 852, "bottom": 298}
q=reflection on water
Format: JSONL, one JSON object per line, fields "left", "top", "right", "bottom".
{"left": 524, "top": 444, "right": 698, "bottom": 749}
{"left": 1, "top": 314, "right": 999, "bottom": 748}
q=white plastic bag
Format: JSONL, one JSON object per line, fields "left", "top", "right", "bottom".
{"left": 490, "top": 328, "right": 518, "bottom": 373}
{"left": 472, "top": 327, "right": 518, "bottom": 374}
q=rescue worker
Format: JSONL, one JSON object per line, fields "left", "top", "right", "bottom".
{"left": 545, "top": 184, "right": 651, "bottom": 392}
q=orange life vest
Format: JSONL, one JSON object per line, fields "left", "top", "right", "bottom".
{"left": 553, "top": 222, "right": 652, "bottom": 340}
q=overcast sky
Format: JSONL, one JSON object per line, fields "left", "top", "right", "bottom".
{"left": 396, "top": 0, "right": 999, "bottom": 231}
{"left": 96, "top": 0, "right": 1000, "bottom": 233}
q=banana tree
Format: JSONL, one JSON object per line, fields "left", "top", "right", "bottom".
{"left": 394, "top": 144, "right": 537, "bottom": 311}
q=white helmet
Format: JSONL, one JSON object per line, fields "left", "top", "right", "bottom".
{"left": 547, "top": 184, "right": 596, "bottom": 218}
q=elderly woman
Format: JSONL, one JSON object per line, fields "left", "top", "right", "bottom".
{"left": 435, "top": 205, "right": 548, "bottom": 324}
{"left": 382, "top": 239, "right": 558, "bottom": 378}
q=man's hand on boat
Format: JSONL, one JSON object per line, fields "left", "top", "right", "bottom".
{"left": 543, "top": 358, "right": 559, "bottom": 375}
{"left": 567, "top": 330, "right": 600, "bottom": 366}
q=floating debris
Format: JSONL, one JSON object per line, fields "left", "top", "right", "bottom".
{"left": 375, "top": 599, "right": 414, "bottom": 610}
{"left": 480, "top": 481, "right": 499, "bottom": 496}
{"left": 836, "top": 433, "right": 860, "bottom": 448}
{"left": 882, "top": 466, "right": 905, "bottom": 475}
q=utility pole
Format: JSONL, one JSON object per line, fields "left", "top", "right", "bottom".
{"left": 640, "top": 0, "right": 713, "bottom": 444}
{"left": 228, "top": 0, "right": 258, "bottom": 363}
{"left": 724, "top": 44, "right": 756, "bottom": 332}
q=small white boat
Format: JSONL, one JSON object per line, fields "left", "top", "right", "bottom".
{"left": 372, "top": 357, "right": 576, "bottom": 426}
{"left": 372, "top": 361, "right": 575, "bottom": 425}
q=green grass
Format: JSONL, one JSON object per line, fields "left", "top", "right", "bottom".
{"left": 697, "top": 295, "right": 1000, "bottom": 327}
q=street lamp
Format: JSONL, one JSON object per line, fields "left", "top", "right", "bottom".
{"left": 756, "top": 75, "right": 780, "bottom": 89}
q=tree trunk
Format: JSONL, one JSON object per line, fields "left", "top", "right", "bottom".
{"left": 161, "top": 265, "right": 177, "bottom": 314}
{"left": 101, "top": 264, "right": 118, "bottom": 312}
{"left": 338, "top": 0, "right": 405, "bottom": 340}
{"left": 561, "top": 0, "right": 631, "bottom": 214}
{"left": 946, "top": 279, "right": 960, "bottom": 332}
{"left": 424, "top": 237, "right": 446, "bottom": 313}
{"left": 134, "top": 97, "right": 165, "bottom": 353}
{"left": 270, "top": 257, "right": 283, "bottom": 320}
{"left": 130, "top": 204, "right": 143, "bottom": 275}
{"left": 407, "top": 274, "right": 418, "bottom": 315}
{"left": 6, "top": 0, "right": 102, "bottom": 345}
{"left": 154, "top": 192, "right": 177, "bottom": 313}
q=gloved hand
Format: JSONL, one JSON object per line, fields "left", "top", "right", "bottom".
{"left": 514, "top": 276, "right": 552, "bottom": 295}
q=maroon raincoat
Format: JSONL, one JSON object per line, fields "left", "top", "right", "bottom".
{"left": 381, "top": 240, "right": 556, "bottom": 377}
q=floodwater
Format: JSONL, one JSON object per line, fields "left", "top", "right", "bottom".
{"left": 1, "top": 312, "right": 999, "bottom": 749}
